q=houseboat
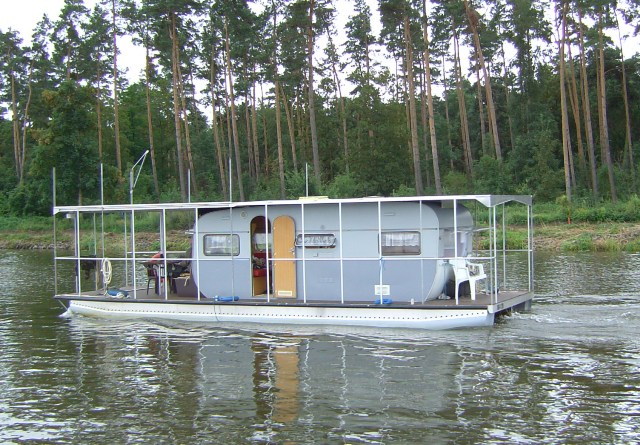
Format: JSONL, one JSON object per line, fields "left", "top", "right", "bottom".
{"left": 53, "top": 195, "right": 534, "bottom": 330}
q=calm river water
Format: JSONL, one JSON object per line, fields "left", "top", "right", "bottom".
{"left": 0, "top": 250, "right": 639, "bottom": 444}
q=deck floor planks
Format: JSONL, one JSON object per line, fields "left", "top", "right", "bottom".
{"left": 61, "top": 288, "right": 529, "bottom": 310}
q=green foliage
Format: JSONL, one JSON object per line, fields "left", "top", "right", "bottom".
{"left": 0, "top": 216, "right": 52, "bottom": 231}
{"left": 285, "top": 171, "right": 320, "bottom": 199}
{"left": 531, "top": 202, "right": 566, "bottom": 224}
{"left": 570, "top": 199, "right": 640, "bottom": 223}
{"left": 159, "top": 183, "right": 183, "bottom": 204}
{"left": 442, "top": 171, "right": 471, "bottom": 194}
{"left": 473, "top": 156, "right": 513, "bottom": 194}
{"left": 7, "top": 182, "right": 51, "bottom": 216}
{"left": 624, "top": 237, "right": 640, "bottom": 252}
{"left": 508, "top": 121, "right": 564, "bottom": 202}
{"left": 249, "top": 177, "right": 283, "bottom": 201}
{"left": 392, "top": 184, "right": 416, "bottom": 197}
{"left": 323, "top": 173, "right": 365, "bottom": 198}
{"left": 1, "top": 0, "right": 640, "bottom": 217}
{"left": 530, "top": 198, "right": 640, "bottom": 224}
{"left": 475, "top": 228, "right": 529, "bottom": 251}
{"left": 166, "top": 210, "right": 196, "bottom": 232}
{"left": 30, "top": 81, "right": 99, "bottom": 207}
{"left": 561, "top": 234, "right": 597, "bottom": 252}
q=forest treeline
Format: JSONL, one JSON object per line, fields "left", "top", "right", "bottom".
{"left": 1, "top": 0, "right": 640, "bottom": 215}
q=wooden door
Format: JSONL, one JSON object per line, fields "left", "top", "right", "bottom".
{"left": 273, "top": 215, "right": 296, "bottom": 298}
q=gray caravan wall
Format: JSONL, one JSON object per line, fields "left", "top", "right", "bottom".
{"left": 192, "top": 201, "right": 463, "bottom": 302}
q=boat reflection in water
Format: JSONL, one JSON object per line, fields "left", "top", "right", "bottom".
{"left": 65, "top": 319, "right": 459, "bottom": 443}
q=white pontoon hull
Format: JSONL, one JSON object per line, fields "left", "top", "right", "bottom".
{"left": 64, "top": 299, "right": 495, "bottom": 330}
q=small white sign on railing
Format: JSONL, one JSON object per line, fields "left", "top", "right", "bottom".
{"left": 374, "top": 285, "right": 390, "bottom": 296}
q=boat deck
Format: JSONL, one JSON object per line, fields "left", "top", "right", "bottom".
{"left": 56, "top": 288, "right": 532, "bottom": 313}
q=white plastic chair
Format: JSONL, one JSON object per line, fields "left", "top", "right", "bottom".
{"left": 449, "top": 258, "right": 487, "bottom": 301}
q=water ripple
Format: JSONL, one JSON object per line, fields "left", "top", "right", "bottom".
{"left": 0, "top": 250, "right": 639, "bottom": 444}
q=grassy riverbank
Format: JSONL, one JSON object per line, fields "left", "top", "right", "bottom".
{"left": 1, "top": 200, "right": 640, "bottom": 252}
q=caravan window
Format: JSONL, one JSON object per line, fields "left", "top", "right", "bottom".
{"left": 203, "top": 234, "right": 240, "bottom": 256}
{"left": 380, "top": 231, "right": 420, "bottom": 255}
{"left": 253, "top": 232, "right": 272, "bottom": 252}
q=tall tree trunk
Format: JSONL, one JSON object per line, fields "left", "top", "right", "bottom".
{"left": 559, "top": 1, "right": 572, "bottom": 202}
{"left": 577, "top": 6, "right": 598, "bottom": 200}
{"left": 281, "top": 86, "right": 299, "bottom": 173}
{"left": 209, "top": 52, "right": 228, "bottom": 199}
{"left": 499, "top": 38, "right": 514, "bottom": 154}
{"left": 419, "top": 70, "right": 431, "bottom": 188}
{"left": 11, "top": 74, "right": 21, "bottom": 182}
{"left": 475, "top": 60, "right": 487, "bottom": 156}
{"left": 453, "top": 29, "right": 473, "bottom": 178}
{"left": 324, "top": 24, "right": 349, "bottom": 175}
{"left": 615, "top": 9, "right": 636, "bottom": 191}
{"left": 19, "top": 60, "right": 34, "bottom": 185}
{"left": 567, "top": 42, "right": 587, "bottom": 180}
{"left": 112, "top": 0, "right": 122, "bottom": 175}
{"left": 176, "top": 57, "right": 198, "bottom": 197}
{"left": 364, "top": 12, "right": 374, "bottom": 148}
{"left": 144, "top": 46, "right": 160, "bottom": 199}
{"left": 596, "top": 8, "right": 616, "bottom": 202}
{"left": 464, "top": 0, "right": 501, "bottom": 161}
{"left": 272, "top": 2, "right": 285, "bottom": 198}
{"left": 169, "top": 12, "right": 187, "bottom": 201}
{"left": 403, "top": 54, "right": 412, "bottom": 175}
{"left": 307, "top": 0, "right": 321, "bottom": 184}
{"left": 225, "top": 94, "right": 234, "bottom": 196}
{"left": 404, "top": 14, "right": 423, "bottom": 194}
{"left": 422, "top": 2, "right": 441, "bottom": 194}
{"left": 275, "top": 80, "right": 286, "bottom": 198}
{"left": 262, "top": 111, "right": 269, "bottom": 179}
{"left": 251, "top": 81, "right": 260, "bottom": 182}
{"left": 244, "top": 92, "right": 256, "bottom": 180}
{"left": 442, "top": 54, "right": 454, "bottom": 170}
{"left": 224, "top": 18, "right": 245, "bottom": 201}
{"left": 260, "top": 84, "right": 270, "bottom": 179}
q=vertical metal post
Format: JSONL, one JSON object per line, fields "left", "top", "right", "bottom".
{"left": 92, "top": 214, "right": 97, "bottom": 290}
{"left": 160, "top": 209, "right": 167, "bottom": 299}
{"left": 123, "top": 212, "right": 128, "bottom": 286}
{"left": 502, "top": 204, "right": 507, "bottom": 291}
{"left": 229, "top": 158, "right": 233, "bottom": 202}
{"left": 528, "top": 203, "right": 534, "bottom": 292}
{"left": 74, "top": 210, "right": 80, "bottom": 295}
{"left": 100, "top": 164, "right": 105, "bottom": 259}
{"left": 301, "top": 202, "right": 306, "bottom": 303}
{"left": 338, "top": 202, "right": 344, "bottom": 304}
{"left": 229, "top": 206, "right": 235, "bottom": 298}
{"left": 377, "top": 200, "right": 383, "bottom": 300}
{"left": 265, "top": 204, "right": 270, "bottom": 302}
{"left": 194, "top": 207, "right": 201, "bottom": 301}
{"left": 52, "top": 168, "right": 58, "bottom": 296}
{"left": 130, "top": 206, "right": 137, "bottom": 297}
{"left": 492, "top": 206, "right": 498, "bottom": 305}
{"left": 418, "top": 199, "right": 424, "bottom": 303}
{"left": 453, "top": 199, "right": 458, "bottom": 258}
{"left": 453, "top": 199, "right": 458, "bottom": 306}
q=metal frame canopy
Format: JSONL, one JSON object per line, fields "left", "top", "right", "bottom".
{"left": 53, "top": 194, "right": 532, "bottom": 215}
